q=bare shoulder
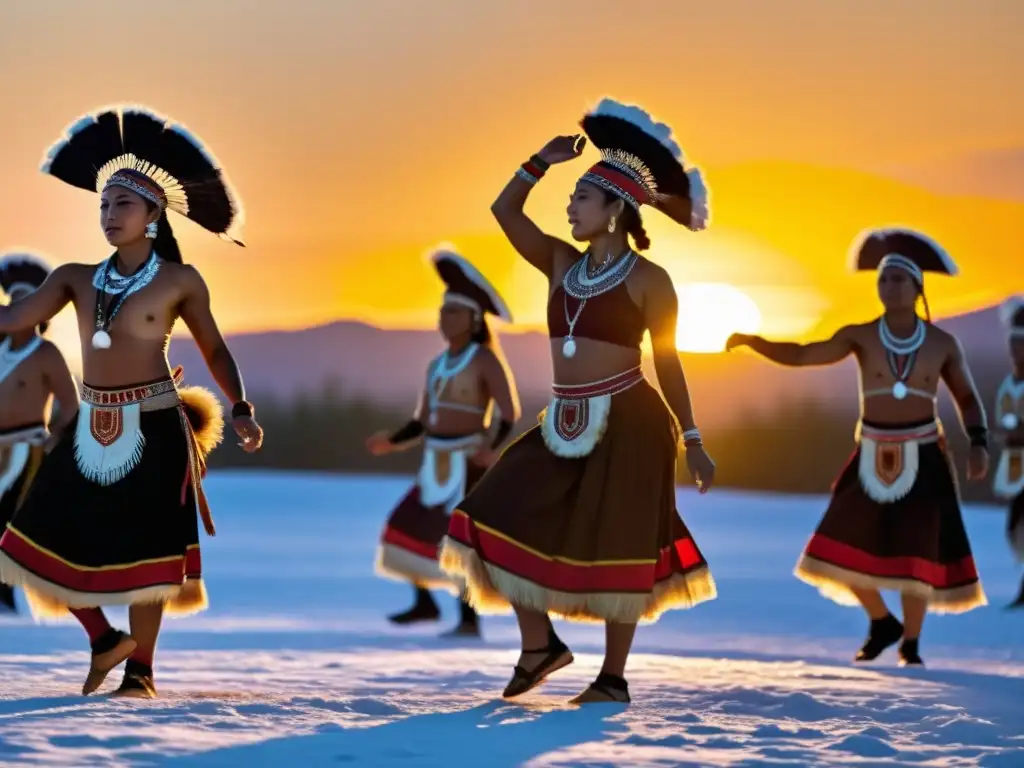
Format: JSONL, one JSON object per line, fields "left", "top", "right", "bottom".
{"left": 474, "top": 345, "right": 503, "bottom": 371}
{"left": 164, "top": 262, "right": 209, "bottom": 297}
{"left": 54, "top": 262, "right": 95, "bottom": 287}
{"left": 927, "top": 324, "right": 964, "bottom": 356}
{"left": 633, "top": 258, "right": 674, "bottom": 294}
{"left": 36, "top": 338, "right": 70, "bottom": 368}
{"left": 550, "top": 238, "right": 584, "bottom": 276}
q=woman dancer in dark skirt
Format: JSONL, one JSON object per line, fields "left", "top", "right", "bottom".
{"left": 441, "top": 98, "right": 718, "bottom": 704}
{"left": 993, "top": 296, "right": 1024, "bottom": 607}
{"left": 0, "top": 253, "right": 79, "bottom": 613}
{"left": 728, "top": 228, "right": 988, "bottom": 666}
{"left": 0, "top": 105, "right": 264, "bottom": 697}
{"left": 366, "top": 247, "right": 520, "bottom": 637}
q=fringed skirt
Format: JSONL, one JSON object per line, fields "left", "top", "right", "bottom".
{"left": 0, "top": 372, "right": 223, "bottom": 620}
{"left": 795, "top": 419, "right": 986, "bottom": 614}
{"left": 376, "top": 433, "right": 487, "bottom": 593}
{"left": 0, "top": 423, "right": 48, "bottom": 530}
{"left": 441, "top": 369, "right": 716, "bottom": 624}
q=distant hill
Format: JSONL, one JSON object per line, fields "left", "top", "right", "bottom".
{"left": 168, "top": 303, "right": 1015, "bottom": 430}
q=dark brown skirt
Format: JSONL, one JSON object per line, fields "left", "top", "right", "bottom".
{"left": 441, "top": 378, "right": 715, "bottom": 624}
{"left": 795, "top": 421, "right": 985, "bottom": 614}
{"left": 376, "top": 455, "right": 487, "bottom": 592}
{"left": 1009, "top": 491, "right": 1024, "bottom": 563}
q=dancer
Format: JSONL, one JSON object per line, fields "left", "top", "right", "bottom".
{"left": 0, "top": 105, "right": 263, "bottom": 698}
{"left": 366, "top": 247, "right": 519, "bottom": 637}
{"left": 0, "top": 253, "right": 79, "bottom": 613}
{"left": 727, "top": 227, "right": 988, "bottom": 666}
{"left": 441, "top": 98, "right": 717, "bottom": 705}
{"left": 994, "top": 296, "right": 1024, "bottom": 608}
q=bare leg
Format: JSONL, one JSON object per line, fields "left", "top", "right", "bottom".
{"left": 502, "top": 606, "right": 573, "bottom": 698}
{"left": 602, "top": 622, "right": 637, "bottom": 678}
{"left": 897, "top": 593, "right": 926, "bottom": 665}
{"left": 570, "top": 622, "right": 635, "bottom": 704}
{"left": 851, "top": 587, "right": 903, "bottom": 662}
{"left": 128, "top": 602, "right": 165, "bottom": 667}
{"left": 851, "top": 587, "right": 889, "bottom": 620}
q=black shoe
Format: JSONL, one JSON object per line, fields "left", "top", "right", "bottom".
{"left": 503, "top": 624, "right": 574, "bottom": 698}
{"left": 441, "top": 598, "right": 481, "bottom": 638}
{"left": 898, "top": 638, "right": 924, "bottom": 667}
{"left": 1007, "top": 580, "right": 1024, "bottom": 610}
{"left": 569, "top": 672, "right": 631, "bottom": 704}
{"left": 0, "top": 584, "right": 16, "bottom": 614}
{"left": 388, "top": 588, "right": 441, "bottom": 625}
{"left": 855, "top": 614, "right": 904, "bottom": 662}
{"left": 112, "top": 659, "right": 157, "bottom": 699}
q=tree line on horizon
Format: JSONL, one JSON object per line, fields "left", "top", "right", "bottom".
{"left": 208, "top": 361, "right": 1017, "bottom": 507}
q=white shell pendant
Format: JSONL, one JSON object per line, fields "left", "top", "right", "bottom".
{"left": 91, "top": 330, "right": 112, "bottom": 349}
{"left": 562, "top": 338, "right": 577, "bottom": 359}
{"left": 891, "top": 381, "right": 908, "bottom": 400}
{"left": 1001, "top": 412, "right": 1020, "bottom": 430}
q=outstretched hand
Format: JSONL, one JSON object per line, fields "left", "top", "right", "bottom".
{"left": 365, "top": 430, "right": 395, "bottom": 456}
{"left": 725, "top": 333, "right": 752, "bottom": 352}
{"left": 686, "top": 445, "right": 716, "bottom": 494}
{"left": 234, "top": 416, "right": 263, "bottom": 453}
{"left": 537, "top": 134, "right": 587, "bottom": 165}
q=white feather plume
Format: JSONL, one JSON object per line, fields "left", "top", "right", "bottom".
{"left": 0, "top": 252, "right": 52, "bottom": 275}
{"left": 427, "top": 244, "right": 513, "bottom": 323}
{"left": 686, "top": 168, "right": 710, "bottom": 231}
{"left": 590, "top": 98, "right": 683, "bottom": 159}
{"left": 999, "top": 295, "right": 1024, "bottom": 327}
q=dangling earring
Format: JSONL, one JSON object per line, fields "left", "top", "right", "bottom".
{"left": 607, "top": 215, "right": 617, "bottom": 234}
{"left": 145, "top": 221, "right": 158, "bottom": 239}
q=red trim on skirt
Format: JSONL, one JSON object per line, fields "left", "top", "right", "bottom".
{"left": 449, "top": 509, "right": 703, "bottom": 593}
{"left": 804, "top": 534, "right": 979, "bottom": 589}
{"left": 0, "top": 526, "right": 200, "bottom": 593}
{"left": 382, "top": 525, "right": 440, "bottom": 560}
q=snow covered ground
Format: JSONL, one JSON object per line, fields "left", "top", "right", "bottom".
{"left": 0, "top": 471, "right": 1021, "bottom": 767}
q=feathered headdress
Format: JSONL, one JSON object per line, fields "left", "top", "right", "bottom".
{"left": 0, "top": 252, "right": 53, "bottom": 300}
{"left": 40, "top": 105, "right": 244, "bottom": 245}
{"left": 999, "top": 295, "right": 1024, "bottom": 338}
{"left": 429, "top": 245, "right": 513, "bottom": 322}
{"left": 849, "top": 227, "right": 958, "bottom": 284}
{"left": 579, "top": 98, "right": 708, "bottom": 231}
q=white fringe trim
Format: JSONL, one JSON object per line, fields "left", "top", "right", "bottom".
{"left": 0, "top": 550, "right": 208, "bottom": 621}
{"left": 0, "top": 443, "right": 30, "bottom": 498}
{"left": 417, "top": 443, "right": 470, "bottom": 512}
{"left": 794, "top": 555, "right": 987, "bottom": 615}
{"left": 440, "top": 537, "right": 717, "bottom": 624}
{"left": 74, "top": 402, "right": 145, "bottom": 486}
{"left": 858, "top": 437, "right": 920, "bottom": 503}
{"left": 375, "top": 543, "right": 461, "bottom": 595}
{"left": 994, "top": 449, "right": 1024, "bottom": 499}
{"left": 540, "top": 394, "right": 611, "bottom": 458}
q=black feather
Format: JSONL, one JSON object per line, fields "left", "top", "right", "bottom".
{"left": 580, "top": 113, "right": 690, "bottom": 198}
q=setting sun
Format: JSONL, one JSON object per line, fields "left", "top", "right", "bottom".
{"left": 676, "top": 283, "right": 763, "bottom": 353}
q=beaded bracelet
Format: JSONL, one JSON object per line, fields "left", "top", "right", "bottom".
{"left": 682, "top": 427, "right": 702, "bottom": 448}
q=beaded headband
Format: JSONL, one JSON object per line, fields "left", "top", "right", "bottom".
{"left": 102, "top": 168, "right": 169, "bottom": 210}
{"left": 878, "top": 254, "right": 924, "bottom": 285}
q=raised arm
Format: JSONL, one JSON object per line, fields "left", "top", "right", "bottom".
{"left": 0, "top": 266, "right": 75, "bottom": 333}
{"left": 491, "top": 135, "right": 585, "bottom": 277}
{"left": 478, "top": 347, "right": 521, "bottom": 450}
{"left": 39, "top": 341, "right": 80, "bottom": 444}
{"left": 726, "top": 326, "right": 858, "bottom": 367}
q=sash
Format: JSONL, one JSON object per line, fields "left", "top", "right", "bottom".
{"left": 540, "top": 367, "right": 644, "bottom": 458}
{"left": 416, "top": 433, "right": 483, "bottom": 514}
{"left": 0, "top": 423, "right": 47, "bottom": 499}
{"left": 994, "top": 448, "right": 1024, "bottom": 499}
{"left": 857, "top": 421, "right": 941, "bottom": 503}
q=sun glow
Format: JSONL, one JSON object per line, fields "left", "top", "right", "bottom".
{"left": 676, "top": 283, "right": 763, "bottom": 353}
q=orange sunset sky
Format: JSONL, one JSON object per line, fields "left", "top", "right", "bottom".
{"left": 2, "top": 1, "right": 1023, "bottom": 366}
